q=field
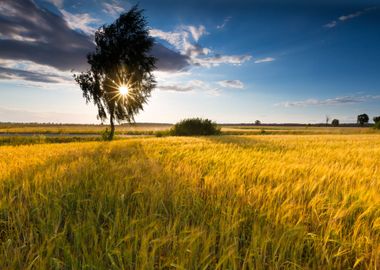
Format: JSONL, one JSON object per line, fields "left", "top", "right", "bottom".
{"left": 0, "top": 122, "right": 377, "bottom": 137}
{"left": 0, "top": 123, "right": 171, "bottom": 135}
{"left": 1, "top": 132, "right": 380, "bottom": 269}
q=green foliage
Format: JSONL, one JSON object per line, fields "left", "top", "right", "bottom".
{"left": 155, "top": 130, "right": 170, "bottom": 137}
{"left": 74, "top": 6, "right": 156, "bottom": 140}
{"left": 374, "top": 121, "right": 380, "bottom": 129}
{"left": 101, "top": 128, "right": 112, "bottom": 141}
{"left": 373, "top": 116, "right": 380, "bottom": 124}
{"left": 170, "top": 118, "right": 220, "bottom": 136}
{"left": 357, "top": 114, "right": 369, "bottom": 126}
{"left": 331, "top": 119, "right": 339, "bottom": 126}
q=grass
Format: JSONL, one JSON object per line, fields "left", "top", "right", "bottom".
{"left": 1, "top": 135, "right": 380, "bottom": 268}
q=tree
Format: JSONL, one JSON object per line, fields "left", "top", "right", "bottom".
{"left": 74, "top": 6, "right": 156, "bottom": 140}
{"left": 255, "top": 120, "right": 261, "bottom": 125}
{"left": 325, "top": 115, "right": 330, "bottom": 126}
{"left": 373, "top": 116, "right": 380, "bottom": 124}
{"left": 357, "top": 114, "right": 369, "bottom": 126}
{"left": 331, "top": 119, "right": 339, "bottom": 127}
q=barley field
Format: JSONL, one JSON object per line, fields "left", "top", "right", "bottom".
{"left": 1, "top": 135, "right": 380, "bottom": 269}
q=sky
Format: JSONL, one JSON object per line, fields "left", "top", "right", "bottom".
{"left": 0, "top": 0, "right": 379, "bottom": 124}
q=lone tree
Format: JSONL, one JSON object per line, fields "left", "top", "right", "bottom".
{"left": 357, "top": 114, "right": 369, "bottom": 126}
{"left": 75, "top": 6, "right": 156, "bottom": 140}
{"left": 331, "top": 119, "right": 339, "bottom": 127}
{"left": 373, "top": 116, "right": 380, "bottom": 124}
{"left": 255, "top": 120, "right": 261, "bottom": 125}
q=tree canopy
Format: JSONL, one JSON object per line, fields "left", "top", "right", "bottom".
{"left": 357, "top": 114, "right": 369, "bottom": 126}
{"left": 331, "top": 119, "right": 339, "bottom": 126}
{"left": 74, "top": 6, "right": 156, "bottom": 140}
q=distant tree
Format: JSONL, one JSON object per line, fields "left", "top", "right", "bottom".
{"left": 357, "top": 114, "right": 369, "bottom": 126}
{"left": 255, "top": 120, "right": 261, "bottom": 125}
{"left": 331, "top": 119, "right": 339, "bottom": 127}
{"left": 325, "top": 115, "right": 330, "bottom": 126}
{"left": 373, "top": 116, "right": 380, "bottom": 124}
{"left": 74, "top": 6, "right": 156, "bottom": 140}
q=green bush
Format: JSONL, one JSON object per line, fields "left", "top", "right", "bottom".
{"left": 155, "top": 130, "right": 170, "bottom": 137}
{"left": 170, "top": 118, "right": 221, "bottom": 136}
{"left": 374, "top": 121, "right": 380, "bottom": 129}
{"left": 101, "top": 128, "right": 112, "bottom": 141}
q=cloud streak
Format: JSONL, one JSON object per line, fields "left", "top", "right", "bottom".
{"left": 254, "top": 57, "right": 275, "bottom": 64}
{"left": 102, "top": 1, "right": 126, "bottom": 17}
{"left": 60, "top": 9, "right": 100, "bottom": 35}
{"left": 218, "top": 80, "right": 244, "bottom": 89}
{"left": 158, "top": 80, "right": 221, "bottom": 96}
{"left": 0, "top": 66, "right": 70, "bottom": 83}
{"left": 324, "top": 7, "right": 377, "bottom": 28}
{"left": 278, "top": 95, "right": 380, "bottom": 107}
{"left": 217, "top": 16, "right": 232, "bottom": 29}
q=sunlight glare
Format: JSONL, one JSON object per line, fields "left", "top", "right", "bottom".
{"left": 119, "top": 85, "right": 129, "bottom": 96}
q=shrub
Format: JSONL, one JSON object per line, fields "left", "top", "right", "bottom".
{"left": 170, "top": 118, "right": 221, "bottom": 136}
{"left": 155, "top": 130, "right": 170, "bottom": 137}
{"left": 102, "top": 128, "right": 112, "bottom": 141}
{"left": 373, "top": 116, "right": 380, "bottom": 124}
{"left": 375, "top": 121, "right": 380, "bottom": 129}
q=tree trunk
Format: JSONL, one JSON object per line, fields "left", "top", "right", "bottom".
{"left": 109, "top": 116, "right": 115, "bottom": 140}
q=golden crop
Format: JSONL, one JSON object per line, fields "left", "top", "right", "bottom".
{"left": 0, "top": 135, "right": 379, "bottom": 269}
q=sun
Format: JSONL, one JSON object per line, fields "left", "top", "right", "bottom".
{"left": 118, "top": 85, "right": 129, "bottom": 96}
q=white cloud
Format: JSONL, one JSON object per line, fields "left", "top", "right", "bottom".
{"left": 60, "top": 9, "right": 99, "bottom": 35}
{"left": 45, "top": 0, "right": 64, "bottom": 8}
{"left": 186, "top": 25, "right": 207, "bottom": 41}
{"left": 157, "top": 84, "right": 194, "bottom": 92}
{"left": 339, "top": 11, "right": 363, "bottom": 21}
{"left": 277, "top": 95, "right": 380, "bottom": 107}
{"left": 324, "top": 7, "right": 377, "bottom": 28}
{"left": 324, "top": 21, "right": 337, "bottom": 28}
{"left": 217, "top": 16, "right": 232, "bottom": 29}
{"left": 150, "top": 25, "right": 252, "bottom": 68}
{"left": 193, "top": 54, "right": 252, "bottom": 67}
{"left": 158, "top": 80, "right": 221, "bottom": 95}
{"left": 0, "top": 59, "right": 75, "bottom": 85}
{"left": 218, "top": 80, "right": 244, "bottom": 89}
{"left": 102, "top": 1, "right": 126, "bottom": 17}
{"left": 149, "top": 29, "right": 183, "bottom": 48}
{"left": 254, "top": 57, "right": 275, "bottom": 64}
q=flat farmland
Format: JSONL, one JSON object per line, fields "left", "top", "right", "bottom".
{"left": 1, "top": 134, "right": 379, "bottom": 269}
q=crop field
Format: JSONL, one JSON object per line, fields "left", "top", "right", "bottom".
{"left": 0, "top": 123, "right": 171, "bottom": 135}
{"left": 1, "top": 134, "right": 379, "bottom": 269}
{"left": 1, "top": 122, "right": 378, "bottom": 137}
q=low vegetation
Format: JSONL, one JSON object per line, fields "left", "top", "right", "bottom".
{"left": 1, "top": 134, "right": 379, "bottom": 268}
{"left": 170, "top": 118, "right": 221, "bottom": 136}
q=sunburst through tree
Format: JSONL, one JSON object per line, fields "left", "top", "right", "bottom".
{"left": 74, "top": 5, "right": 156, "bottom": 140}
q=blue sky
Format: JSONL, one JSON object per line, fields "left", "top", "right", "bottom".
{"left": 0, "top": 0, "right": 379, "bottom": 123}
